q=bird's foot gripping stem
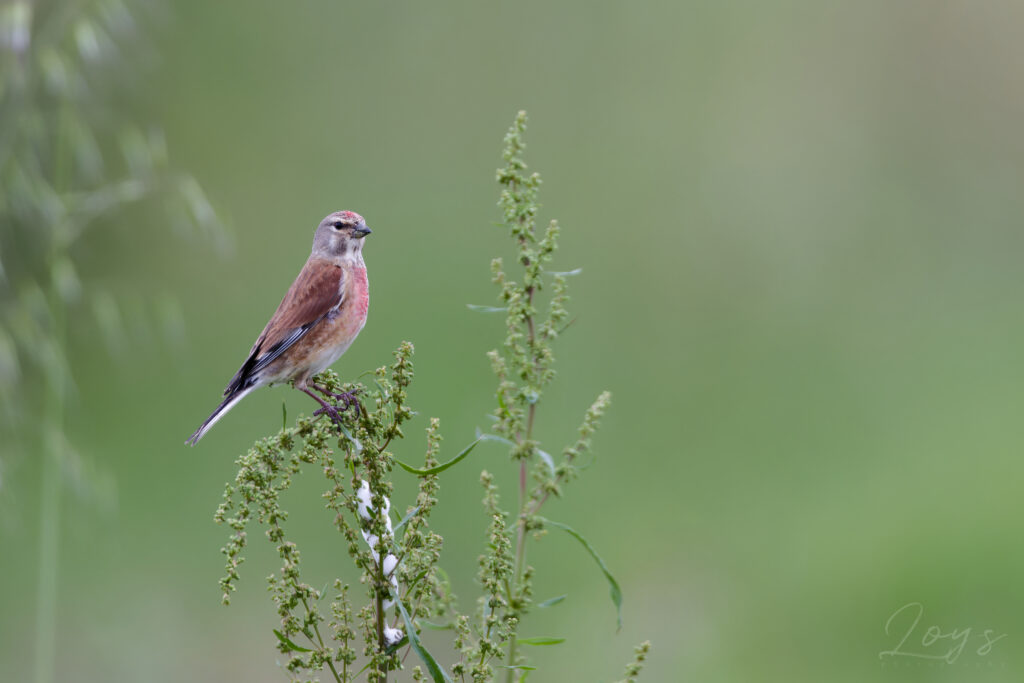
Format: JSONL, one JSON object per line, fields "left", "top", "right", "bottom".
{"left": 311, "top": 383, "right": 362, "bottom": 416}
{"left": 313, "top": 403, "right": 346, "bottom": 426}
{"left": 300, "top": 386, "right": 360, "bottom": 430}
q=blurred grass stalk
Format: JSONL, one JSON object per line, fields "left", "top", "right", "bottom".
{"left": 0, "top": 2, "right": 223, "bottom": 681}
{"left": 34, "top": 267, "right": 65, "bottom": 683}
{"left": 33, "top": 96, "right": 73, "bottom": 683}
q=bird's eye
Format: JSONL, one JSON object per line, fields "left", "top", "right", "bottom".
{"left": 332, "top": 221, "right": 344, "bottom": 229}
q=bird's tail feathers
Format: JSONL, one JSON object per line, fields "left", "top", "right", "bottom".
{"left": 185, "top": 385, "right": 256, "bottom": 446}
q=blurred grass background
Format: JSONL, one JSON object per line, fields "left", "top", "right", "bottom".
{"left": 3, "top": 0, "right": 1024, "bottom": 681}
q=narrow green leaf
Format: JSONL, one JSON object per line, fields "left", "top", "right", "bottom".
{"left": 556, "top": 318, "right": 578, "bottom": 336}
{"left": 367, "top": 376, "right": 390, "bottom": 402}
{"left": 475, "top": 430, "right": 514, "bottom": 447}
{"left": 519, "top": 636, "right": 565, "bottom": 646}
{"left": 335, "top": 421, "right": 362, "bottom": 452}
{"left": 540, "top": 518, "right": 623, "bottom": 631}
{"left": 272, "top": 629, "right": 312, "bottom": 653}
{"left": 420, "top": 620, "right": 455, "bottom": 630}
{"left": 282, "top": 402, "right": 287, "bottom": 431}
{"left": 405, "top": 568, "right": 430, "bottom": 593}
{"left": 537, "top": 595, "right": 567, "bottom": 608}
{"left": 476, "top": 431, "right": 554, "bottom": 474}
{"left": 394, "top": 505, "right": 422, "bottom": 533}
{"left": 467, "top": 304, "right": 508, "bottom": 313}
{"left": 434, "top": 566, "right": 453, "bottom": 602}
{"left": 536, "top": 448, "right": 555, "bottom": 475}
{"left": 550, "top": 267, "right": 583, "bottom": 277}
{"left": 396, "top": 438, "right": 482, "bottom": 476}
{"left": 500, "top": 665, "right": 538, "bottom": 671}
{"left": 385, "top": 634, "right": 409, "bottom": 654}
{"left": 394, "top": 593, "right": 453, "bottom": 683}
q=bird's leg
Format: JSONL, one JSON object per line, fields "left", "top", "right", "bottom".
{"left": 310, "top": 382, "right": 362, "bottom": 415}
{"left": 299, "top": 386, "right": 346, "bottom": 426}
{"left": 310, "top": 382, "right": 360, "bottom": 402}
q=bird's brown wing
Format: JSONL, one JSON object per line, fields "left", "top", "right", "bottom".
{"left": 224, "top": 258, "right": 345, "bottom": 395}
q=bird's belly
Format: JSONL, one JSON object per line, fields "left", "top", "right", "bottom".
{"left": 282, "top": 300, "right": 367, "bottom": 382}
{"left": 304, "top": 321, "right": 358, "bottom": 374}
{"left": 263, "top": 263, "right": 368, "bottom": 386}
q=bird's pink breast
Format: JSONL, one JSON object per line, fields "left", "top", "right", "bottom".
{"left": 351, "top": 265, "right": 369, "bottom": 323}
{"left": 277, "top": 262, "right": 368, "bottom": 383}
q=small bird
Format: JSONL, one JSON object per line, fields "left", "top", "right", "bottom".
{"left": 186, "top": 210, "right": 372, "bottom": 445}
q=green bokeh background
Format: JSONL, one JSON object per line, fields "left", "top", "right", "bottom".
{"left": 4, "top": 1, "right": 1024, "bottom": 681}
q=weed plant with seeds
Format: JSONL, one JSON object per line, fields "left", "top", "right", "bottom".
{"left": 213, "top": 112, "right": 650, "bottom": 682}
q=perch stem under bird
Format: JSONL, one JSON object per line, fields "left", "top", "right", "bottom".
{"left": 186, "top": 210, "right": 371, "bottom": 446}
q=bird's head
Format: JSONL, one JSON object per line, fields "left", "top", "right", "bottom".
{"left": 312, "top": 210, "right": 371, "bottom": 260}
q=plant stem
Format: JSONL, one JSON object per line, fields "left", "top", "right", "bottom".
{"left": 34, "top": 289, "right": 65, "bottom": 683}
{"left": 505, "top": 463, "right": 527, "bottom": 681}
{"left": 506, "top": 282, "right": 538, "bottom": 682}
{"left": 370, "top": 491, "right": 389, "bottom": 683}
{"left": 33, "top": 398, "right": 61, "bottom": 683}
{"left": 375, "top": 561, "right": 387, "bottom": 683}
{"left": 34, "top": 101, "right": 73, "bottom": 683}
{"left": 301, "top": 595, "right": 343, "bottom": 683}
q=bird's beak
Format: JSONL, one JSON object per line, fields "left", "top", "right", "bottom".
{"left": 354, "top": 225, "right": 372, "bottom": 238}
